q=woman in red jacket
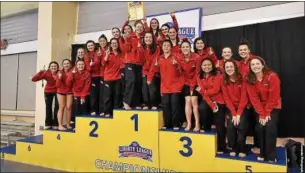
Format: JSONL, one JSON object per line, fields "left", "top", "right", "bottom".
{"left": 216, "top": 47, "right": 240, "bottom": 74}
{"left": 222, "top": 59, "right": 249, "bottom": 157}
{"left": 246, "top": 56, "right": 281, "bottom": 163}
{"left": 159, "top": 12, "right": 179, "bottom": 42}
{"left": 148, "top": 40, "right": 184, "bottom": 130}
{"left": 84, "top": 40, "right": 101, "bottom": 115}
{"left": 76, "top": 47, "right": 85, "bottom": 62}
{"left": 97, "top": 34, "right": 109, "bottom": 116}
{"left": 102, "top": 38, "right": 123, "bottom": 117}
{"left": 120, "top": 20, "right": 145, "bottom": 110}
{"left": 32, "top": 61, "right": 59, "bottom": 129}
{"left": 194, "top": 37, "right": 218, "bottom": 72}
{"left": 141, "top": 32, "right": 161, "bottom": 110}
{"left": 196, "top": 58, "right": 226, "bottom": 153}
{"left": 56, "top": 59, "right": 73, "bottom": 130}
{"left": 67, "top": 60, "right": 91, "bottom": 116}
{"left": 168, "top": 27, "right": 181, "bottom": 55}
{"left": 177, "top": 39, "right": 200, "bottom": 132}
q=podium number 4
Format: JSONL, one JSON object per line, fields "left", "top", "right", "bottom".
{"left": 89, "top": 121, "right": 99, "bottom": 137}
{"left": 131, "top": 114, "right": 138, "bottom": 131}
{"left": 179, "top": 136, "right": 193, "bottom": 157}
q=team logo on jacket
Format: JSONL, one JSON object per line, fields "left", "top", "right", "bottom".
{"left": 118, "top": 141, "right": 153, "bottom": 162}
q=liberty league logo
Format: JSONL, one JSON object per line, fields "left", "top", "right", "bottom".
{"left": 119, "top": 141, "right": 153, "bottom": 162}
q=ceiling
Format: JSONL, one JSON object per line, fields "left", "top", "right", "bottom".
{"left": 1, "top": 2, "right": 38, "bottom": 18}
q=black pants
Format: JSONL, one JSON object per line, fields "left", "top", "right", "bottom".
{"left": 162, "top": 93, "right": 182, "bottom": 128}
{"left": 247, "top": 107, "right": 260, "bottom": 148}
{"left": 123, "top": 64, "right": 142, "bottom": 107}
{"left": 142, "top": 75, "right": 151, "bottom": 107}
{"left": 149, "top": 75, "right": 161, "bottom": 107}
{"left": 121, "top": 68, "right": 125, "bottom": 101}
{"left": 99, "top": 77, "right": 104, "bottom": 114}
{"left": 90, "top": 77, "right": 100, "bottom": 114}
{"left": 199, "top": 100, "right": 226, "bottom": 152}
{"left": 227, "top": 108, "right": 250, "bottom": 154}
{"left": 255, "top": 109, "right": 280, "bottom": 161}
{"left": 74, "top": 96, "right": 90, "bottom": 116}
{"left": 44, "top": 92, "right": 59, "bottom": 127}
{"left": 104, "top": 80, "right": 122, "bottom": 115}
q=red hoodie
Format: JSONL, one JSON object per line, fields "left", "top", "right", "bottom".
{"left": 239, "top": 54, "right": 255, "bottom": 77}
{"left": 148, "top": 53, "right": 184, "bottom": 94}
{"left": 66, "top": 70, "right": 91, "bottom": 99}
{"left": 197, "top": 73, "right": 225, "bottom": 105}
{"left": 217, "top": 59, "right": 241, "bottom": 74}
{"left": 195, "top": 47, "right": 218, "bottom": 73}
{"left": 97, "top": 47, "right": 108, "bottom": 78}
{"left": 177, "top": 52, "right": 199, "bottom": 91}
{"left": 32, "top": 70, "right": 57, "bottom": 93}
{"left": 140, "top": 46, "right": 161, "bottom": 76}
{"left": 246, "top": 72, "right": 281, "bottom": 118}
{"left": 119, "top": 32, "right": 145, "bottom": 65}
{"left": 102, "top": 52, "right": 123, "bottom": 81}
{"left": 84, "top": 51, "right": 101, "bottom": 77}
{"left": 56, "top": 70, "right": 73, "bottom": 94}
{"left": 222, "top": 79, "right": 249, "bottom": 116}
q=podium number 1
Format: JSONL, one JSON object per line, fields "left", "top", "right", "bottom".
{"left": 179, "top": 136, "right": 193, "bottom": 157}
{"left": 131, "top": 114, "right": 138, "bottom": 131}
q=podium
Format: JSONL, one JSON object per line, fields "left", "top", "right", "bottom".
{"left": 1, "top": 109, "right": 287, "bottom": 172}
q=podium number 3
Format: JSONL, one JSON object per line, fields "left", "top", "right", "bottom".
{"left": 89, "top": 121, "right": 98, "bottom": 137}
{"left": 131, "top": 114, "right": 138, "bottom": 131}
{"left": 179, "top": 136, "right": 193, "bottom": 157}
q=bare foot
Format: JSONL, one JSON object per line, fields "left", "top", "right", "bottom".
{"left": 251, "top": 147, "right": 260, "bottom": 154}
{"left": 151, "top": 106, "right": 158, "bottom": 110}
{"left": 161, "top": 127, "right": 167, "bottom": 130}
{"left": 100, "top": 113, "right": 105, "bottom": 116}
{"left": 200, "top": 129, "right": 205, "bottom": 133}
{"left": 257, "top": 157, "right": 264, "bottom": 161}
{"left": 91, "top": 112, "right": 96, "bottom": 116}
{"left": 143, "top": 106, "right": 149, "bottom": 110}
{"left": 182, "top": 122, "right": 187, "bottom": 128}
{"left": 135, "top": 106, "right": 142, "bottom": 110}
{"left": 105, "top": 114, "right": 110, "bottom": 117}
{"left": 58, "top": 126, "right": 67, "bottom": 131}
{"left": 123, "top": 102, "right": 132, "bottom": 110}
{"left": 173, "top": 127, "right": 179, "bottom": 131}
{"left": 52, "top": 126, "right": 58, "bottom": 130}
{"left": 193, "top": 125, "right": 200, "bottom": 132}
{"left": 217, "top": 151, "right": 224, "bottom": 154}
{"left": 239, "top": 153, "right": 246, "bottom": 158}
{"left": 230, "top": 152, "right": 236, "bottom": 157}
{"left": 66, "top": 125, "right": 72, "bottom": 130}
{"left": 184, "top": 126, "right": 191, "bottom": 131}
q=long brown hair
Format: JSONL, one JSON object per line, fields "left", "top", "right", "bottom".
{"left": 223, "top": 60, "right": 242, "bottom": 85}
{"left": 247, "top": 56, "right": 272, "bottom": 84}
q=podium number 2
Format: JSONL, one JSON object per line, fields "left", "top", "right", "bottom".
{"left": 246, "top": 165, "right": 252, "bottom": 173}
{"left": 179, "top": 136, "right": 193, "bottom": 157}
{"left": 89, "top": 121, "right": 98, "bottom": 137}
{"left": 131, "top": 114, "right": 138, "bottom": 131}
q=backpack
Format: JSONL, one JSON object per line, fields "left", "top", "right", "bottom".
{"left": 285, "top": 139, "right": 304, "bottom": 168}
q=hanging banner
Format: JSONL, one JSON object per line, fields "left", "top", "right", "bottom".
{"left": 146, "top": 7, "right": 202, "bottom": 45}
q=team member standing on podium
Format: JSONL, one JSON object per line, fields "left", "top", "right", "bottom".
{"left": 177, "top": 39, "right": 201, "bottom": 132}
{"left": 148, "top": 40, "right": 184, "bottom": 130}
{"left": 32, "top": 61, "right": 59, "bottom": 130}
{"left": 102, "top": 38, "right": 123, "bottom": 117}
{"left": 84, "top": 40, "right": 101, "bottom": 116}
{"left": 67, "top": 60, "right": 91, "bottom": 116}
{"left": 221, "top": 59, "right": 249, "bottom": 157}
{"left": 197, "top": 58, "right": 226, "bottom": 154}
{"left": 246, "top": 56, "right": 281, "bottom": 163}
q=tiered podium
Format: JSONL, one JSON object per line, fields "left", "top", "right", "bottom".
{"left": 0, "top": 109, "right": 287, "bottom": 172}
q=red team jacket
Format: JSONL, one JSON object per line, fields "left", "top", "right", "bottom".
{"left": 239, "top": 54, "right": 255, "bottom": 76}
{"left": 56, "top": 70, "right": 73, "bottom": 94}
{"left": 140, "top": 46, "right": 161, "bottom": 76}
{"left": 197, "top": 73, "right": 225, "bottom": 110}
{"left": 97, "top": 47, "right": 108, "bottom": 78}
{"left": 119, "top": 32, "right": 145, "bottom": 65}
{"left": 66, "top": 71, "right": 91, "bottom": 99}
{"left": 217, "top": 59, "right": 241, "bottom": 74}
{"left": 222, "top": 79, "right": 249, "bottom": 116}
{"left": 246, "top": 72, "right": 281, "bottom": 118}
{"left": 149, "top": 53, "right": 184, "bottom": 94}
{"left": 195, "top": 47, "right": 218, "bottom": 73}
{"left": 177, "top": 53, "right": 199, "bottom": 91}
{"left": 32, "top": 70, "right": 57, "bottom": 93}
{"left": 102, "top": 52, "right": 123, "bottom": 81}
{"left": 84, "top": 51, "right": 101, "bottom": 77}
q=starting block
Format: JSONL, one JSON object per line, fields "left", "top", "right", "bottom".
{"left": 1, "top": 109, "right": 287, "bottom": 172}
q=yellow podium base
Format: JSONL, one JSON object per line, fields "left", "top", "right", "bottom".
{"left": 1, "top": 109, "right": 287, "bottom": 172}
